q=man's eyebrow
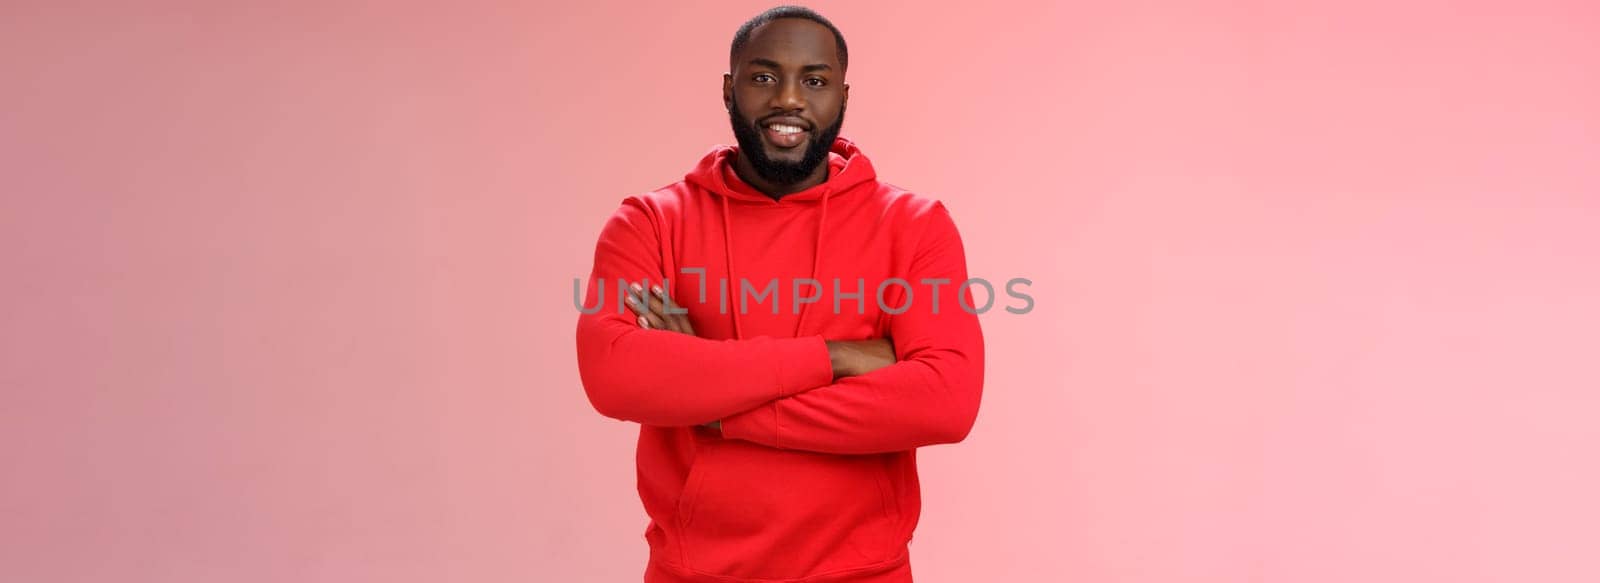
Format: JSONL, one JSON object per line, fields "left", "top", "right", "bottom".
{"left": 746, "top": 58, "right": 834, "bottom": 73}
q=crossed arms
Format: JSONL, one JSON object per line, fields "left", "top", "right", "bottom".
{"left": 574, "top": 197, "right": 983, "bottom": 455}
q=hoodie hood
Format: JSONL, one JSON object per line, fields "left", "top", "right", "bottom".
{"left": 684, "top": 136, "right": 877, "bottom": 204}
{"left": 681, "top": 136, "right": 878, "bottom": 340}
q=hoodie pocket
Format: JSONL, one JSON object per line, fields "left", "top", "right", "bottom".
{"left": 674, "top": 441, "right": 716, "bottom": 532}
{"left": 677, "top": 442, "right": 901, "bottom": 579}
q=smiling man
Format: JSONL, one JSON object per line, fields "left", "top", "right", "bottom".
{"left": 576, "top": 6, "right": 984, "bottom": 582}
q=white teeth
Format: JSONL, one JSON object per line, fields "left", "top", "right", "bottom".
{"left": 768, "top": 124, "right": 804, "bottom": 135}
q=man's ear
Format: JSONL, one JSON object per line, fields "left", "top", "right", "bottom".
{"left": 722, "top": 73, "right": 733, "bottom": 111}
{"left": 842, "top": 82, "right": 849, "bottom": 107}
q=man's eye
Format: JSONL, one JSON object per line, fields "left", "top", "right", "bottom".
{"left": 805, "top": 78, "right": 826, "bottom": 87}
{"left": 753, "top": 74, "right": 775, "bottom": 83}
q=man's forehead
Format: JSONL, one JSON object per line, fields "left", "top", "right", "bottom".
{"left": 737, "top": 19, "right": 840, "bottom": 68}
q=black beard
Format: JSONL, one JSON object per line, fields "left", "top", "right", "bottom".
{"left": 728, "top": 95, "right": 845, "bottom": 186}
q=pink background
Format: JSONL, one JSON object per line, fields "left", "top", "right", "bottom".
{"left": 4, "top": 1, "right": 1598, "bottom": 581}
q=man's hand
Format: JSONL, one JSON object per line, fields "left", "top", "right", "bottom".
{"left": 825, "top": 339, "right": 896, "bottom": 379}
{"left": 626, "top": 283, "right": 695, "bottom": 335}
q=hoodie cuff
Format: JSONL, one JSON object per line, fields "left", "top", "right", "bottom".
{"left": 769, "top": 335, "right": 833, "bottom": 398}
{"left": 719, "top": 402, "right": 778, "bottom": 447}
{"left": 722, "top": 336, "right": 830, "bottom": 448}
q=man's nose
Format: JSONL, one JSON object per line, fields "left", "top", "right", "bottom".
{"left": 771, "top": 79, "right": 804, "bottom": 111}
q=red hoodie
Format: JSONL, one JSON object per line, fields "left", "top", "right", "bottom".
{"left": 576, "top": 137, "right": 984, "bottom": 582}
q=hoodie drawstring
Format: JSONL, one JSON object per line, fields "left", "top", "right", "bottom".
{"left": 793, "top": 189, "right": 828, "bottom": 337}
{"left": 719, "top": 194, "right": 742, "bottom": 339}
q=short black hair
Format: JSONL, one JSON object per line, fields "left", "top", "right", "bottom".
{"left": 730, "top": 5, "right": 848, "bottom": 73}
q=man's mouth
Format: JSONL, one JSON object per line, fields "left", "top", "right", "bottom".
{"left": 761, "top": 119, "right": 810, "bottom": 149}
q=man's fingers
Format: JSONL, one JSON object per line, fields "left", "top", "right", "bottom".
{"left": 642, "top": 288, "right": 672, "bottom": 332}
{"left": 638, "top": 295, "right": 668, "bottom": 330}
{"left": 624, "top": 281, "right": 695, "bottom": 335}
{"left": 625, "top": 292, "right": 647, "bottom": 317}
{"left": 647, "top": 286, "right": 689, "bottom": 333}
{"left": 647, "top": 284, "right": 699, "bottom": 335}
{"left": 626, "top": 283, "right": 666, "bottom": 330}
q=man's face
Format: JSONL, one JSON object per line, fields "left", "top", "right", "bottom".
{"left": 724, "top": 18, "right": 848, "bottom": 185}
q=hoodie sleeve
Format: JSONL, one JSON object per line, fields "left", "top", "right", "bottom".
{"left": 719, "top": 202, "right": 985, "bottom": 455}
{"left": 576, "top": 197, "right": 835, "bottom": 427}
